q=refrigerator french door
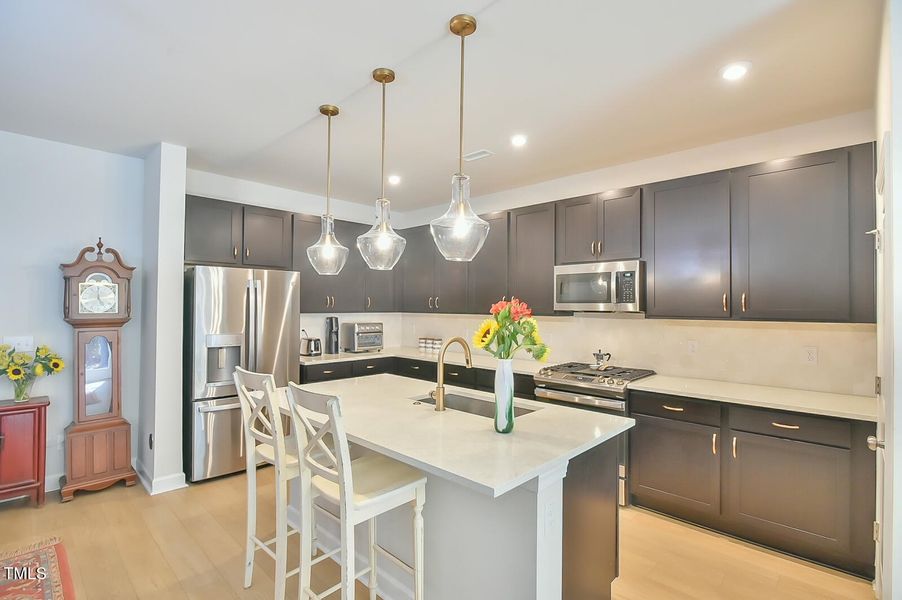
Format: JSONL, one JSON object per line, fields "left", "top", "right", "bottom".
{"left": 184, "top": 266, "right": 299, "bottom": 482}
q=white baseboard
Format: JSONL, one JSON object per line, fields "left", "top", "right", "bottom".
{"left": 45, "top": 472, "right": 64, "bottom": 492}
{"left": 287, "top": 505, "right": 413, "bottom": 600}
{"left": 146, "top": 471, "right": 187, "bottom": 495}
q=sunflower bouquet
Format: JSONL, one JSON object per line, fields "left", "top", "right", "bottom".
{"left": 1, "top": 344, "right": 65, "bottom": 402}
{"left": 472, "top": 297, "right": 550, "bottom": 362}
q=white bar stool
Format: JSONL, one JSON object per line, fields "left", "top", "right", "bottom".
{"left": 235, "top": 367, "right": 302, "bottom": 600}
{"left": 287, "top": 382, "right": 426, "bottom": 600}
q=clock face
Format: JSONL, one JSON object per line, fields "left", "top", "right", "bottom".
{"left": 78, "top": 273, "right": 119, "bottom": 314}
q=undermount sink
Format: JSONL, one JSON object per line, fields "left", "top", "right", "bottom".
{"left": 413, "top": 393, "right": 536, "bottom": 419}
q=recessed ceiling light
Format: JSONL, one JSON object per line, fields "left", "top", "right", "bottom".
{"left": 511, "top": 134, "right": 528, "bottom": 148}
{"left": 720, "top": 61, "right": 750, "bottom": 81}
{"left": 387, "top": 174, "right": 401, "bottom": 185}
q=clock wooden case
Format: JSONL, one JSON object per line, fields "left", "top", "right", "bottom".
{"left": 59, "top": 239, "right": 137, "bottom": 501}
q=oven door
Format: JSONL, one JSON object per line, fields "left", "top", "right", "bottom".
{"left": 554, "top": 263, "right": 615, "bottom": 311}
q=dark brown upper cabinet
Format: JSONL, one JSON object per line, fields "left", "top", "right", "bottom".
{"left": 555, "top": 188, "right": 641, "bottom": 264}
{"left": 185, "top": 196, "right": 243, "bottom": 265}
{"left": 642, "top": 172, "right": 732, "bottom": 319}
{"left": 468, "top": 211, "right": 509, "bottom": 314}
{"left": 399, "top": 225, "right": 468, "bottom": 314}
{"left": 731, "top": 144, "right": 875, "bottom": 322}
{"left": 509, "top": 203, "right": 556, "bottom": 315}
{"left": 293, "top": 215, "right": 367, "bottom": 313}
{"left": 242, "top": 206, "right": 293, "bottom": 270}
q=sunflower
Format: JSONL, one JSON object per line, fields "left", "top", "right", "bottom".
{"left": 6, "top": 365, "right": 25, "bottom": 380}
{"left": 473, "top": 319, "right": 499, "bottom": 349}
{"left": 34, "top": 364, "right": 45, "bottom": 377}
{"left": 49, "top": 358, "right": 65, "bottom": 372}
{"left": 12, "top": 352, "right": 31, "bottom": 365}
{"left": 36, "top": 345, "right": 50, "bottom": 357}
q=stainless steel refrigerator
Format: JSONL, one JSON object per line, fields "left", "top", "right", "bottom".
{"left": 183, "top": 265, "right": 300, "bottom": 482}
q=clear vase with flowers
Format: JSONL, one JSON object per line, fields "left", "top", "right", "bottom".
{"left": 0, "top": 344, "right": 66, "bottom": 402}
{"left": 473, "top": 298, "right": 549, "bottom": 433}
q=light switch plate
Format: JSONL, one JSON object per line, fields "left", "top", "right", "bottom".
{"left": 2, "top": 336, "right": 34, "bottom": 352}
{"left": 687, "top": 340, "right": 698, "bottom": 354}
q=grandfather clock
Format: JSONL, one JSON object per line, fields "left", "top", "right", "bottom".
{"left": 59, "top": 239, "right": 137, "bottom": 501}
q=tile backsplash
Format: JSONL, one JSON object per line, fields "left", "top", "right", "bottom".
{"left": 400, "top": 313, "right": 877, "bottom": 396}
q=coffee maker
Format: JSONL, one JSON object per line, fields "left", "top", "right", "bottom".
{"left": 325, "top": 316, "right": 339, "bottom": 354}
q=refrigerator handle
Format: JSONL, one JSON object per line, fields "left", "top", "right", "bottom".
{"left": 254, "top": 279, "right": 263, "bottom": 373}
{"left": 246, "top": 280, "right": 256, "bottom": 372}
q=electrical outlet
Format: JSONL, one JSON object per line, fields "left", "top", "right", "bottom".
{"left": 687, "top": 340, "right": 698, "bottom": 354}
{"left": 2, "top": 336, "right": 34, "bottom": 352}
{"left": 802, "top": 346, "right": 818, "bottom": 365}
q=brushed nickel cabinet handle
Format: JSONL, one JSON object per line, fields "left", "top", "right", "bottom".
{"left": 741, "top": 292, "right": 747, "bottom": 312}
{"left": 590, "top": 241, "right": 596, "bottom": 256}
{"left": 732, "top": 436, "right": 738, "bottom": 459}
{"left": 435, "top": 296, "right": 440, "bottom": 310}
{"left": 449, "top": 371, "right": 459, "bottom": 376}
{"left": 366, "top": 365, "right": 375, "bottom": 369}
{"left": 233, "top": 246, "right": 238, "bottom": 259}
{"left": 323, "top": 370, "right": 334, "bottom": 374}
{"left": 367, "top": 296, "right": 371, "bottom": 309}
{"left": 411, "top": 365, "right": 420, "bottom": 370}
{"left": 597, "top": 240, "right": 602, "bottom": 256}
{"left": 330, "top": 296, "right": 335, "bottom": 308}
{"left": 712, "top": 432, "right": 717, "bottom": 455}
{"left": 428, "top": 296, "right": 433, "bottom": 309}
{"left": 245, "top": 247, "right": 250, "bottom": 258}
{"left": 771, "top": 422, "right": 800, "bottom": 430}
{"left": 662, "top": 405, "right": 684, "bottom": 412}
{"left": 722, "top": 293, "right": 728, "bottom": 312}
{"left": 325, "top": 295, "right": 330, "bottom": 308}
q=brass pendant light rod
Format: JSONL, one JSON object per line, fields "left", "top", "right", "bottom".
{"left": 372, "top": 68, "right": 395, "bottom": 199}
{"left": 450, "top": 14, "right": 476, "bottom": 176}
{"left": 319, "top": 104, "right": 339, "bottom": 215}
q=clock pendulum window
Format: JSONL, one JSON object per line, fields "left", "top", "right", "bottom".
{"left": 58, "top": 238, "right": 137, "bottom": 501}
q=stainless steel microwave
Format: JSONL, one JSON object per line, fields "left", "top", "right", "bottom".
{"left": 553, "top": 260, "right": 645, "bottom": 312}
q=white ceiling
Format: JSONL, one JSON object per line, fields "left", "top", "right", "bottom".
{"left": 0, "top": 1, "right": 882, "bottom": 210}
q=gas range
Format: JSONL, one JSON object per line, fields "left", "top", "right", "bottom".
{"left": 534, "top": 361, "right": 656, "bottom": 401}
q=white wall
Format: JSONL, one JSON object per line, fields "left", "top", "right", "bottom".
{"left": 0, "top": 130, "right": 144, "bottom": 491}
{"left": 138, "top": 142, "right": 188, "bottom": 495}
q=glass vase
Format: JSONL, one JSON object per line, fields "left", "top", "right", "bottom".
{"left": 494, "top": 359, "right": 515, "bottom": 434}
{"left": 13, "top": 377, "right": 34, "bottom": 403}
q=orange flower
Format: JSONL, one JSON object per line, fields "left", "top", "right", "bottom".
{"left": 490, "top": 299, "right": 509, "bottom": 315}
{"left": 510, "top": 297, "right": 532, "bottom": 321}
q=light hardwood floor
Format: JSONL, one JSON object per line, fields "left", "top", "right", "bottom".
{"left": 0, "top": 468, "right": 874, "bottom": 599}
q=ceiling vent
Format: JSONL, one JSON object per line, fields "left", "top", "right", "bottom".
{"left": 463, "top": 149, "right": 494, "bottom": 162}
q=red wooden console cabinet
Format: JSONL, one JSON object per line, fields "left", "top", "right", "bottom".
{"left": 0, "top": 396, "right": 48, "bottom": 507}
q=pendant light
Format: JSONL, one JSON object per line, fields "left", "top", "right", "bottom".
{"left": 430, "top": 14, "right": 490, "bottom": 262}
{"left": 307, "top": 104, "right": 349, "bottom": 275}
{"left": 357, "top": 68, "right": 407, "bottom": 270}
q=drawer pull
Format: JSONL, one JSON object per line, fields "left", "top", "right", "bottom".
{"left": 712, "top": 432, "right": 717, "bottom": 455}
{"left": 366, "top": 365, "right": 375, "bottom": 369}
{"left": 732, "top": 436, "right": 738, "bottom": 459}
{"left": 449, "top": 372, "right": 459, "bottom": 376}
{"left": 741, "top": 292, "right": 748, "bottom": 312}
{"left": 322, "top": 370, "right": 334, "bottom": 374}
{"left": 771, "top": 422, "right": 800, "bottom": 430}
{"left": 722, "top": 292, "right": 728, "bottom": 312}
{"left": 662, "top": 405, "right": 684, "bottom": 412}
{"left": 411, "top": 365, "right": 420, "bottom": 370}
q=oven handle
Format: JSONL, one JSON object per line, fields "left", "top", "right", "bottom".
{"left": 534, "top": 387, "right": 626, "bottom": 412}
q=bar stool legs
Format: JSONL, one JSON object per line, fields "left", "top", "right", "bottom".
{"left": 414, "top": 489, "right": 424, "bottom": 600}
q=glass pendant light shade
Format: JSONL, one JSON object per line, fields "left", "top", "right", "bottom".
{"left": 430, "top": 174, "right": 489, "bottom": 261}
{"left": 357, "top": 198, "right": 406, "bottom": 270}
{"left": 307, "top": 214, "right": 348, "bottom": 275}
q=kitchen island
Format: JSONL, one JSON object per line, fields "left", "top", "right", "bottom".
{"left": 280, "top": 373, "right": 634, "bottom": 600}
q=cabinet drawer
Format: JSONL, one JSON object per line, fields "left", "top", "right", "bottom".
{"left": 351, "top": 357, "right": 396, "bottom": 377}
{"left": 474, "top": 368, "right": 535, "bottom": 399}
{"left": 728, "top": 406, "right": 852, "bottom": 448}
{"left": 441, "top": 364, "right": 476, "bottom": 388}
{"left": 630, "top": 391, "right": 720, "bottom": 426}
{"left": 301, "top": 362, "right": 353, "bottom": 383}
{"left": 396, "top": 358, "right": 437, "bottom": 381}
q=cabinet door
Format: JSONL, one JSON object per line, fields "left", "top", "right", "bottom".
{"left": 598, "top": 187, "right": 641, "bottom": 261}
{"left": 555, "top": 194, "right": 598, "bottom": 264}
{"left": 725, "top": 431, "right": 851, "bottom": 563}
{"left": 185, "top": 196, "right": 243, "bottom": 265}
{"left": 643, "top": 172, "right": 732, "bottom": 318}
{"left": 0, "top": 409, "right": 38, "bottom": 488}
{"left": 400, "top": 226, "right": 436, "bottom": 312}
{"left": 468, "top": 212, "right": 509, "bottom": 314}
{"left": 242, "top": 206, "right": 293, "bottom": 269}
{"left": 731, "top": 149, "right": 850, "bottom": 321}
{"left": 331, "top": 221, "right": 366, "bottom": 312}
{"left": 509, "top": 204, "right": 556, "bottom": 315}
{"left": 365, "top": 268, "right": 396, "bottom": 312}
{"left": 294, "top": 215, "right": 334, "bottom": 313}
{"left": 434, "top": 258, "right": 468, "bottom": 314}
{"left": 629, "top": 413, "right": 721, "bottom": 524}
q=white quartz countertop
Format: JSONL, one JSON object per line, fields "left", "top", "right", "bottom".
{"left": 629, "top": 375, "right": 878, "bottom": 422}
{"left": 299, "top": 346, "right": 544, "bottom": 375}
{"left": 283, "top": 374, "right": 634, "bottom": 497}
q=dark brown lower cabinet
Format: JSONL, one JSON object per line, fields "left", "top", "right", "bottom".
{"left": 629, "top": 392, "right": 876, "bottom": 578}
{"left": 629, "top": 413, "right": 721, "bottom": 527}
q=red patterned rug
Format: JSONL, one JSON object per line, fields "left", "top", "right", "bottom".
{"left": 0, "top": 537, "right": 75, "bottom": 599}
